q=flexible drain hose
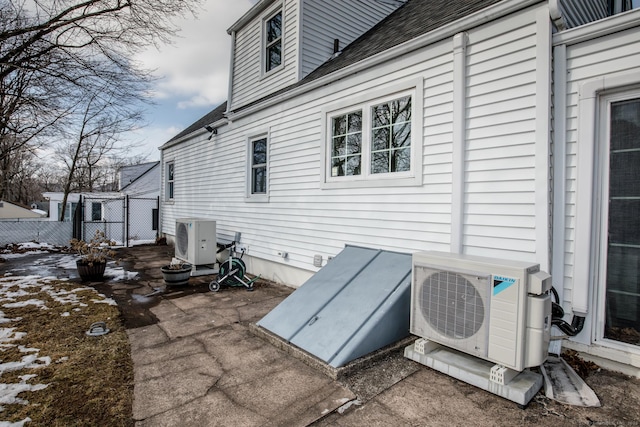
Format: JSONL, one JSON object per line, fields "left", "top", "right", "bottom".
{"left": 550, "top": 287, "right": 585, "bottom": 337}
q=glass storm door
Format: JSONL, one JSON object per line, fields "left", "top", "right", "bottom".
{"left": 603, "top": 96, "right": 640, "bottom": 347}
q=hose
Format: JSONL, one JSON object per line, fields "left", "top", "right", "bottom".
{"left": 550, "top": 286, "right": 585, "bottom": 337}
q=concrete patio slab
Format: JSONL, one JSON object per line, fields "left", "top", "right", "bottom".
{"left": 111, "top": 245, "right": 640, "bottom": 427}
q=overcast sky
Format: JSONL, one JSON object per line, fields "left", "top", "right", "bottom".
{"left": 126, "top": 0, "right": 257, "bottom": 161}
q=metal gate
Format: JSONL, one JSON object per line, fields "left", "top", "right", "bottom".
{"left": 75, "top": 195, "right": 159, "bottom": 246}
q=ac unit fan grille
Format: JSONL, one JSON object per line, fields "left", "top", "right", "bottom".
{"left": 176, "top": 222, "right": 188, "bottom": 258}
{"left": 419, "top": 270, "right": 485, "bottom": 339}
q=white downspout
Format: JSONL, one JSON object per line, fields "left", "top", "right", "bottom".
{"left": 534, "top": 8, "right": 552, "bottom": 273}
{"left": 226, "top": 30, "right": 237, "bottom": 114}
{"left": 551, "top": 44, "right": 567, "bottom": 306}
{"left": 450, "top": 32, "right": 468, "bottom": 254}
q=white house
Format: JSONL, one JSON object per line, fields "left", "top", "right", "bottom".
{"left": 0, "top": 200, "right": 46, "bottom": 219}
{"left": 44, "top": 161, "right": 161, "bottom": 243}
{"left": 118, "top": 161, "right": 161, "bottom": 198}
{"left": 159, "top": 0, "right": 640, "bottom": 375}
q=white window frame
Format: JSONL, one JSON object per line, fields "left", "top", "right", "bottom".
{"left": 594, "top": 88, "right": 640, "bottom": 352}
{"left": 262, "top": 7, "right": 284, "bottom": 76}
{"left": 165, "top": 161, "right": 174, "bottom": 201}
{"left": 573, "top": 70, "right": 640, "bottom": 357}
{"left": 320, "top": 79, "right": 423, "bottom": 189}
{"left": 246, "top": 132, "right": 270, "bottom": 202}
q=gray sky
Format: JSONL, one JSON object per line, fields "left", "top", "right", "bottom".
{"left": 127, "top": 0, "right": 257, "bottom": 160}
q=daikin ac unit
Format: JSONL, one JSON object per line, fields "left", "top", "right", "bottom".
{"left": 410, "top": 251, "right": 552, "bottom": 372}
{"left": 175, "top": 219, "right": 216, "bottom": 265}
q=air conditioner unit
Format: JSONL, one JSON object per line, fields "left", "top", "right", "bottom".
{"left": 411, "top": 251, "right": 552, "bottom": 372}
{"left": 175, "top": 219, "right": 216, "bottom": 265}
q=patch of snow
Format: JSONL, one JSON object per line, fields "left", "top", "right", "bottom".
{"left": 0, "top": 329, "right": 26, "bottom": 343}
{"left": 0, "top": 312, "right": 20, "bottom": 324}
{"left": 0, "top": 416, "right": 32, "bottom": 426}
{"left": 2, "top": 299, "right": 47, "bottom": 309}
{"left": 0, "top": 376, "right": 48, "bottom": 406}
{"left": 0, "top": 354, "right": 51, "bottom": 373}
{"left": 91, "top": 298, "right": 117, "bottom": 306}
{"left": 105, "top": 266, "right": 138, "bottom": 282}
{"left": 129, "top": 239, "right": 156, "bottom": 247}
{"left": 16, "top": 243, "right": 54, "bottom": 251}
{"left": 17, "top": 346, "right": 38, "bottom": 354}
{"left": 337, "top": 399, "right": 361, "bottom": 414}
{"left": 53, "top": 255, "right": 78, "bottom": 270}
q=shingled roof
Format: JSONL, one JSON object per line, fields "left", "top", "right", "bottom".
{"left": 164, "top": 0, "right": 503, "bottom": 145}
{"left": 166, "top": 101, "right": 227, "bottom": 144}
{"left": 304, "top": 0, "right": 502, "bottom": 82}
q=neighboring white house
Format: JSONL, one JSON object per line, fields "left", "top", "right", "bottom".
{"left": 118, "top": 161, "right": 161, "bottom": 197}
{"left": 43, "top": 193, "right": 80, "bottom": 222}
{"left": 159, "top": 0, "right": 640, "bottom": 375}
{"left": 0, "top": 200, "right": 47, "bottom": 219}
{"left": 43, "top": 161, "right": 161, "bottom": 243}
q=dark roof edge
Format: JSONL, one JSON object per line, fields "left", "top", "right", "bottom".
{"left": 160, "top": 101, "right": 228, "bottom": 150}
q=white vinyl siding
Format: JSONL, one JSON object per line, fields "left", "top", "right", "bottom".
{"left": 463, "top": 12, "right": 540, "bottom": 260}
{"left": 231, "top": 0, "right": 299, "bottom": 110}
{"left": 163, "top": 6, "right": 544, "bottom": 284}
{"left": 300, "top": 0, "right": 401, "bottom": 78}
{"left": 555, "top": 18, "right": 640, "bottom": 313}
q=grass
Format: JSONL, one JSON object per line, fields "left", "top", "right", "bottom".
{"left": 0, "top": 277, "right": 133, "bottom": 426}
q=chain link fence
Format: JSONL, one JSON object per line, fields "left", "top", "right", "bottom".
{"left": 81, "top": 195, "right": 158, "bottom": 246}
{"left": 0, "top": 219, "right": 73, "bottom": 247}
{"left": 127, "top": 197, "right": 159, "bottom": 244}
{"left": 0, "top": 195, "right": 158, "bottom": 248}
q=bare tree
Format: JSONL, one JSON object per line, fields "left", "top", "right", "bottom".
{"left": 0, "top": 0, "right": 201, "bottom": 202}
{"left": 57, "top": 76, "right": 144, "bottom": 221}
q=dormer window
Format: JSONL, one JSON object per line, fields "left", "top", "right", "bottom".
{"left": 264, "top": 10, "right": 282, "bottom": 73}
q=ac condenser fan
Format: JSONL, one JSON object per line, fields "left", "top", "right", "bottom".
{"left": 419, "top": 271, "right": 485, "bottom": 340}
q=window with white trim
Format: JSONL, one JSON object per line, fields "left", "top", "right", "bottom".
{"left": 250, "top": 136, "right": 268, "bottom": 195}
{"left": 324, "top": 89, "right": 418, "bottom": 187}
{"left": 166, "top": 161, "right": 174, "bottom": 200}
{"left": 264, "top": 10, "right": 282, "bottom": 73}
{"left": 598, "top": 91, "right": 640, "bottom": 348}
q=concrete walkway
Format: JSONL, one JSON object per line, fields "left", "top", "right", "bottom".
{"left": 120, "top": 245, "right": 640, "bottom": 427}
{"left": 128, "top": 285, "right": 355, "bottom": 426}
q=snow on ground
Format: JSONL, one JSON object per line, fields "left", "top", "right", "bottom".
{"left": 1, "top": 245, "right": 138, "bottom": 282}
{"left": 0, "top": 272, "right": 119, "bottom": 425}
{"left": 0, "top": 243, "right": 56, "bottom": 260}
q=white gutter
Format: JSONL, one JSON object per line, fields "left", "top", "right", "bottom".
{"left": 553, "top": 7, "right": 640, "bottom": 46}
{"left": 227, "top": 0, "right": 276, "bottom": 34}
{"left": 225, "top": 0, "right": 545, "bottom": 122}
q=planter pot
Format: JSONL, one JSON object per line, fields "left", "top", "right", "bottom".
{"left": 161, "top": 264, "right": 192, "bottom": 286}
{"left": 76, "top": 260, "right": 107, "bottom": 282}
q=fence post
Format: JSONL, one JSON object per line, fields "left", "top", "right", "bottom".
{"left": 73, "top": 195, "right": 83, "bottom": 240}
{"left": 125, "top": 195, "right": 130, "bottom": 248}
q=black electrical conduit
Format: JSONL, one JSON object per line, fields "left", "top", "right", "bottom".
{"left": 550, "top": 286, "right": 586, "bottom": 337}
